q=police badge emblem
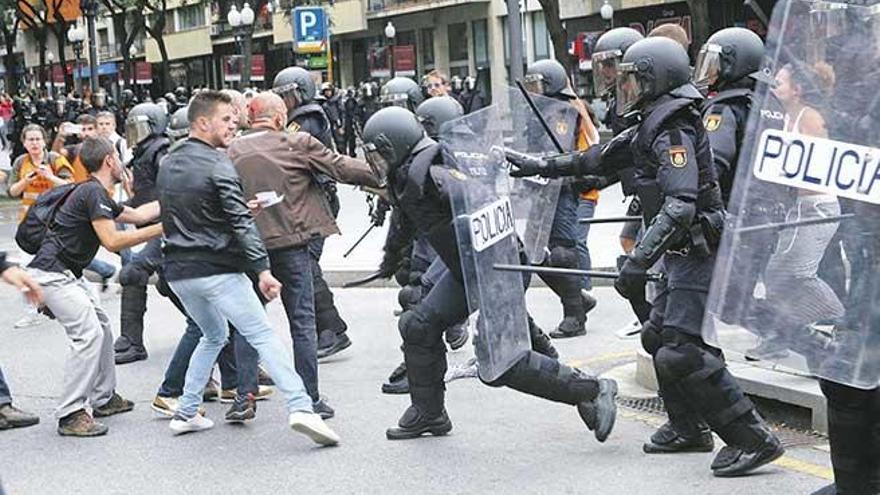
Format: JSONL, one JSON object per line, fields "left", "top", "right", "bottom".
{"left": 704, "top": 114, "right": 722, "bottom": 132}
{"left": 669, "top": 146, "right": 688, "bottom": 167}
{"left": 287, "top": 121, "right": 301, "bottom": 134}
{"left": 555, "top": 120, "right": 569, "bottom": 136}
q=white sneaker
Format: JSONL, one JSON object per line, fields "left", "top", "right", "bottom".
{"left": 169, "top": 413, "right": 214, "bottom": 435}
{"left": 289, "top": 411, "right": 340, "bottom": 446}
{"left": 14, "top": 311, "right": 48, "bottom": 329}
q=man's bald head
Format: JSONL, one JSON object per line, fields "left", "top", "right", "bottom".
{"left": 648, "top": 24, "right": 690, "bottom": 52}
{"left": 249, "top": 92, "right": 288, "bottom": 131}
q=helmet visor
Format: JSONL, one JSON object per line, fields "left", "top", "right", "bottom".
{"left": 126, "top": 115, "right": 153, "bottom": 145}
{"left": 693, "top": 43, "right": 723, "bottom": 91}
{"left": 615, "top": 63, "right": 645, "bottom": 116}
{"left": 380, "top": 93, "right": 410, "bottom": 109}
{"left": 363, "top": 141, "right": 390, "bottom": 184}
{"left": 522, "top": 73, "right": 546, "bottom": 95}
{"left": 591, "top": 50, "right": 622, "bottom": 97}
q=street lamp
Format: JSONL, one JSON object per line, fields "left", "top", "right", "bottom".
{"left": 228, "top": 3, "right": 255, "bottom": 87}
{"left": 81, "top": 0, "right": 100, "bottom": 95}
{"left": 384, "top": 21, "right": 396, "bottom": 79}
{"left": 129, "top": 44, "right": 138, "bottom": 89}
{"left": 67, "top": 25, "right": 86, "bottom": 94}
{"left": 600, "top": 0, "right": 614, "bottom": 29}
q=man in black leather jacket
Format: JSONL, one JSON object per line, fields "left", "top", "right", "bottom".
{"left": 156, "top": 90, "right": 339, "bottom": 443}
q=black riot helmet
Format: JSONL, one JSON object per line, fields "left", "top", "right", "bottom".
{"left": 362, "top": 106, "right": 431, "bottom": 177}
{"left": 380, "top": 77, "right": 424, "bottom": 111}
{"left": 125, "top": 102, "right": 168, "bottom": 145}
{"left": 415, "top": 96, "right": 464, "bottom": 139}
{"left": 693, "top": 27, "right": 770, "bottom": 92}
{"left": 167, "top": 106, "right": 189, "bottom": 141}
{"left": 273, "top": 66, "right": 316, "bottom": 108}
{"left": 121, "top": 89, "right": 135, "bottom": 106}
{"left": 524, "top": 59, "right": 577, "bottom": 98}
{"left": 616, "top": 37, "right": 691, "bottom": 115}
{"left": 591, "top": 27, "right": 644, "bottom": 98}
{"left": 174, "top": 86, "right": 188, "bottom": 101}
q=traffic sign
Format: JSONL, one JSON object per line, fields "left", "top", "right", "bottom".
{"left": 293, "top": 7, "right": 328, "bottom": 54}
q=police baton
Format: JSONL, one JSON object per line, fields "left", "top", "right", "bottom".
{"left": 342, "top": 271, "right": 387, "bottom": 288}
{"left": 493, "top": 264, "right": 665, "bottom": 283}
{"left": 735, "top": 213, "right": 855, "bottom": 235}
{"left": 514, "top": 80, "right": 565, "bottom": 154}
{"left": 578, "top": 215, "right": 642, "bottom": 224}
{"left": 343, "top": 224, "right": 376, "bottom": 258}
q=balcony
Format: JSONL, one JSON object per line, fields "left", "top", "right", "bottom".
{"left": 366, "top": 0, "right": 489, "bottom": 18}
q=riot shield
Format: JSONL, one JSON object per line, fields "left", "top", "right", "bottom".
{"left": 499, "top": 87, "right": 581, "bottom": 264}
{"left": 703, "top": 0, "right": 880, "bottom": 389}
{"left": 441, "top": 104, "right": 532, "bottom": 382}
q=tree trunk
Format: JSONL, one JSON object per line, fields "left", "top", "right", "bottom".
{"left": 687, "top": 0, "right": 712, "bottom": 52}
{"left": 536, "top": 0, "right": 574, "bottom": 74}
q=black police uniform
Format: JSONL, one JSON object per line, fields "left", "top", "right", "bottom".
{"left": 287, "top": 105, "right": 350, "bottom": 348}
{"left": 116, "top": 134, "right": 170, "bottom": 357}
{"left": 625, "top": 90, "right": 779, "bottom": 462}
{"left": 387, "top": 138, "right": 605, "bottom": 435}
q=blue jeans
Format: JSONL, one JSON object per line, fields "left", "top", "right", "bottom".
{"left": 549, "top": 185, "right": 579, "bottom": 244}
{"left": 86, "top": 258, "right": 115, "bottom": 279}
{"left": 575, "top": 198, "right": 596, "bottom": 291}
{"left": 169, "top": 273, "right": 313, "bottom": 418}
{"left": 0, "top": 365, "right": 11, "bottom": 406}
{"left": 269, "top": 245, "right": 319, "bottom": 402}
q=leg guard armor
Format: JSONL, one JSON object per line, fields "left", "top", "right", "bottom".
{"left": 486, "top": 351, "right": 599, "bottom": 405}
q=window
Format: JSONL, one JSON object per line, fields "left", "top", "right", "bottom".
{"left": 178, "top": 4, "right": 206, "bottom": 31}
{"left": 472, "top": 20, "right": 488, "bottom": 66}
{"left": 532, "top": 11, "right": 550, "bottom": 60}
{"left": 420, "top": 28, "right": 435, "bottom": 66}
{"left": 447, "top": 23, "right": 468, "bottom": 63}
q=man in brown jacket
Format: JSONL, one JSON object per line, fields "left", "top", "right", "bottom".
{"left": 228, "top": 92, "right": 384, "bottom": 419}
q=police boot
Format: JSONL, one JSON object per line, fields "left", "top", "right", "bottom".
{"left": 712, "top": 413, "right": 784, "bottom": 477}
{"left": 116, "top": 285, "right": 148, "bottom": 365}
{"left": 548, "top": 292, "right": 587, "bottom": 339}
{"left": 577, "top": 378, "right": 619, "bottom": 443}
{"left": 387, "top": 344, "right": 450, "bottom": 440}
{"left": 385, "top": 402, "right": 452, "bottom": 440}
{"left": 382, "top": 361, "right": 410, "bottom": 395}
{"left": 643, "top": 421, "right": 715, "bottom": 454}
{"left": 528, "top": 317, "right": 558, "bottom": 359}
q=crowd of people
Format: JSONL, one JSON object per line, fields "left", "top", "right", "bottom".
{"left": 0, "top": 6, "right": 876, "bottom": 493}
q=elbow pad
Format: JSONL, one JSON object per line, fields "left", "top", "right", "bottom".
{"left": 630, "top": 197, "right": 695, "bottom": 268}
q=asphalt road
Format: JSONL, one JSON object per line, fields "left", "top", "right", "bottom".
{"left": 0, "top": 285, "right": 832, "bottom": 494}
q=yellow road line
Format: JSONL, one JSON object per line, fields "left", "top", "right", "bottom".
{"left": 619, "top": 410, "right": 833, "bottom": 480}
{"left": 566, "top": 350, "right": 636, "bottom": 369}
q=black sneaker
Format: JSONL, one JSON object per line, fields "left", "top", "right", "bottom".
{"left": 577, "top": 378, "right": 618, "bottom": 443}
{"left": 549, "top": 317, "right": 587, "bottom": 339}
{"left": 258, "top": 366, "right": 275, "bottom": 386}
{"left": 317, "top": 331, "right": 352, "bottom": 360}
{"left": 313, "top": 398, "right": 335, "bottom": 420}
{"left": 93, "top": 393, "right": 135, "bottom": 418}
{"left": 444, "top": 323, "right": 469, "bottom": 351}
{"left": 225, "top": 393, "right": 256, "bottom": 423}
{"left": 382, "top": 362, "right": 409, "bottom": 394}
{"left": 386, "top": 405, "right": 452, "bottom": 440}
{"left": 643, "top": 421, "right": 715, "bottom": 453}
{"left": 712, "top": 435, "right": 785, "bottom": 477}
{"left": 115, "top": 345, "right": 148, "bottom": 365}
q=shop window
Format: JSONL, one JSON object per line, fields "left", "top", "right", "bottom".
{"left": 420, "top": 28, "right": 434, "bottom": 66}
{"left": 533, "top": 11, "right": 550, "bottom": 60}
{"left": 472, "top": 19, "right": 488, "bottom": 66}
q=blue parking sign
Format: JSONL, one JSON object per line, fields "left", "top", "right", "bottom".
{"left": 293, "top": 7, "right": 327, "bottom": 54}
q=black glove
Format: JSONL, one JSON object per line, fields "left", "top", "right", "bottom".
{"left": 572, "top": 175, "right": 610, "bottom": 193}
{"left": 505, "top": 148, "right": 551, "bottom": 178}
{"left": 378, "top": 249, "right": 403, "bottom": 279}
{"left": 614, "top": 256, "right": 648, "bottom": 303}
{"left": 370, "top": 198, "right": 390, "bottom": 227}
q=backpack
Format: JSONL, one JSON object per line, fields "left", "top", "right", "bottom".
{"left": 15, "top": 183, "right": 80, "bottom": 254}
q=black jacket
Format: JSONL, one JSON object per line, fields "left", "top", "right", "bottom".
{"left": 0, "top": 251, "right": 9, "bottom": 273}
{"left": 157, "top": 137, "right": 270, "bottom": 279}
{"left": 129, "top": 134, "right": 170, "bottom": 208}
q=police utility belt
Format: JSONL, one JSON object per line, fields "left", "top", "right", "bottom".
{"left": 668, "top": 185, "right": 726, "bottom": 258}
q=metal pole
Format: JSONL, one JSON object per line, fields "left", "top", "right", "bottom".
{"left": 390, "top": 38, "right": 396, "bottom": 78}
{"left": 74, "top": 46, "right": 82, "bottom": 95}
{"left": 86, "top": 1, "right": 99, "bottom": 95}
{"left": 506, "top": 0, "right": 523, "bottom": 83}
{"left": 241, "top": 30, "right": 253, "bottom": 87}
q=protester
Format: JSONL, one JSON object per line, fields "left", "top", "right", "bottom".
{"left": 27, "top": 136, "right": 164, "bottom": 436}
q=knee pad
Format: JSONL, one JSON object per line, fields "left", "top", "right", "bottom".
{"left": 548, "top": 245, "right": 578, "bottom": 269}
{"left": 641, "top": 321, "right": 663, "bottom": 356}
{"left": 119, "top": 262, "right": 152, "bottom": 286}
{"left": 654, "top": 341, "right": 704, "bottom": 380}
{"left": 398, "top": 309, "right": 434, "bottom": 347}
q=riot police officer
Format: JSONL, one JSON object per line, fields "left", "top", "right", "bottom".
{"left": 363, "top": 106, "right": 617, "bottom": 441}
{"left": 320, "top": 82, "right": 346, "bottom": 152}
{"left": 522, "top": 59, "right": 597, "bottom": 339}
{"left": 508, "top": 36, "right": 784, "bottom": 477}
{"left": 273, "top": 66, "right": 352, "bottom": 358}
{"left": 114, "top": 103, "right": 171, "bottom": 364}
{"left": 167, "top": 106, "right": 189, "bottom": 143}
{"left": 379, "top": 76, "right": 424, "bottom": 111}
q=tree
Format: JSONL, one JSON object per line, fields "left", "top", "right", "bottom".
{"left": 46, "top": 0, "right": 73, "bottom": 92}
{"left": 100, "top": 0, "right": 144, "bottom": 89}
{"left": 138, "top": 0, "right": 169, "bottom": 92}
{"left": 0, "top": 1, "right": 22, "bottom": 92}
{"left": 535, "top": 0, "right": 575, "bottom": 74}
{"left": 686, "top": 0, "right": 711, "bottom": 51}
{"left": 17, "top": 0, "right": 52, "bottom": 91}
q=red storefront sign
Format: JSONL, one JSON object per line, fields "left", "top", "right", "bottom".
{"left": 251, "top": 54, "right": 265, "bottom": 82}
{"left": 393, "top": 45, "right": 415, "bottom": 77}
{"left": 223, "top": 54, "right": 266, "bottom": 82}
{"left": 135, "top": 61, "right": 152, "bottom": 84}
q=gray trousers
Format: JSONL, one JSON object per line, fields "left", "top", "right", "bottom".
{"left": 29, "top": 269, "right": 116, "bottom": 419}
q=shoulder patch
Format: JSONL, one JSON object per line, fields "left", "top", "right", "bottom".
{"left": 668, "top": 146, "right": 688, "bottom": 168}
{"left": 704, "top": 114, "right": 723, "bottom": 132}
{"left": 287, "top": 121, "right": 301, "bottom": 134}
